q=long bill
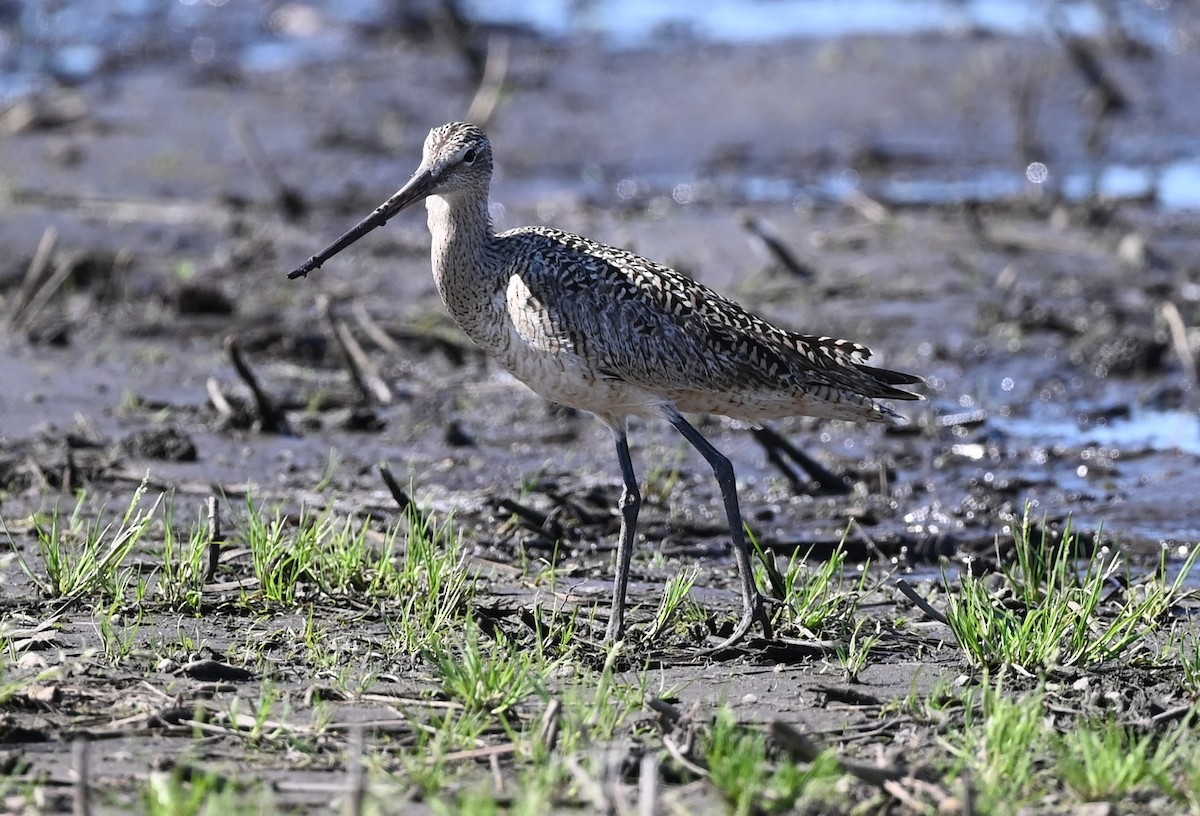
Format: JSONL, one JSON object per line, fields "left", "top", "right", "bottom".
{"left": 287, "top": 168, "right": 436, "bottom": 279}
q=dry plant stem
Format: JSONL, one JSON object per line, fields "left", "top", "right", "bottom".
{"left": 72, "top": 737, "right": 90, "bottom": 816}
{"left": 9, "top": 188, "right": 237, "bottom": 227}
{"left": 1161, "top": 301, "right": 1198, "bottom": 392}
{"left": 649, "top": 697, "right": 709, "bottom": 777}
{"left": 605, "top": 748, "right": 636, "bottom": 816}
{"left": 537, "top": 697, "right": 562, "bottom": 753}
{"left": 488, "top": 752, "right": 503, "bottom": 794}
{"left": 1141, "top": 702, "right": 1195, "bottom": 727}
{"left": 13, "top": 249, "right": 78, "bottom": 332}
{"left": 224, "top": 335, "right": 290, "bottom": 433}
{"left": 894, "top": 578, "right": 949, "bottom": 624}
{"left": 319, "top": 295, "right": 393, "bottom": 406}
{"left": 467, "top": 34, "right": 510, "bottom": 128}
{"left": 566, "top": 755, "right": 610, "bottom": 812}
{"left": 344, "top": 725, "right": 365, "bottom": 816}
{"left": 350, "top": 301, "right": 402, "bottom": 354}
{"left": 663, "top": 733, "right": 707, "bottom": 778}
{"left": 24, "top": 455, "right": 51, "bottom": 492}
{"left": 638, "top": 752, "right": 659, "bottom": 816}
{"left": 206, "top": 376, "right": 236, "bottom": 423}
{"left": 205, "top": 495, "right": 221, "bottom": 583}
{"left": 882, "top": 779, "right": 929, "bottom": 812}
{"left": 431, "top": 743, "right": 517, "bottom": 764}
{"left": 9, "top": 225, "right": 57, "bottom": 328}
{"left": 845, "top": 189, "right": 890, "bottom": 224}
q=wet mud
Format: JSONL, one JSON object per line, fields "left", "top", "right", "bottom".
{"left": 3, "top": 3, "right": 1200, "bottom": 812}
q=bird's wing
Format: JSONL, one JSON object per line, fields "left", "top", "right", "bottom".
{"left": 503, "top": 227, "right": 919, "bottom": 402}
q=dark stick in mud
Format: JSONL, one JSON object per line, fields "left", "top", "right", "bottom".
{"left": 769, "top": 721, "right": 905, "bottom": 787}
{"left": 739, "top": 214, "right": 816, "bottom": 279}
{"left": 223, "top": 336, "right": 290, "bottom": 434}
{"left": 377, "top": 462, "right": 416, "bottom": 514}
{"left": 750, "top": 425, "right": 850, "bottom": 494}
{"left": 230, "top": 112, "right": 307, "bottom": 221}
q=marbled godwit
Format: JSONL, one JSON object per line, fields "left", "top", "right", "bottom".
{"left": 290, "top": 122, "right": 922, "bottom": 650}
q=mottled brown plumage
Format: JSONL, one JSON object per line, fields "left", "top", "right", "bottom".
{"left": 291, "top": 122, "right": 922, "bottom": 651}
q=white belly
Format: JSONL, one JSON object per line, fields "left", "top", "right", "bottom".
{"left": 496, "top": 333, "right": 667, "bottom": 421}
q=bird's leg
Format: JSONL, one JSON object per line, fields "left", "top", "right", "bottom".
{"left": 667, "top": 411, "right": 773, "bottom": 650}
{"left": 606, "top": 426, "right": 642, "bottom": 644}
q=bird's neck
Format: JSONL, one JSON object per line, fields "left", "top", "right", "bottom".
{"left": 426, "top": 192, "right": 495, "bottom": 281}
{"left": 425, "top": 191, "right": 506, "bottom": 338}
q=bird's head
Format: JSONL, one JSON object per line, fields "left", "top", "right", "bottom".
{"left": 417, "top": 121, "right": 494, "bottom": 198}
{"left": 288, "top": 121, "right": 493, "bottom": 279}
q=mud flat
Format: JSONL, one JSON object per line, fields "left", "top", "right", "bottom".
{"left": 2, "top": 3, "right": 1200, "bottom": 813}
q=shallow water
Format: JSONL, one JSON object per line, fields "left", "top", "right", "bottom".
{"left": 629, "top": 158, "right": 1200, "bottom": 213}
{"left": 998, "top": 409, "right": 1200, "bottom": 457}
{"left": 5, "top": 0, "right": 1198, "bottom": 212}
{"left": 462, "top": 0, "right": 1170, "bottom": 46}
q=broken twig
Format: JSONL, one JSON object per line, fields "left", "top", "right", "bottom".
{"left": 750, "top": 425, "right": 850, "bottom": 494}
{"left": 224, "top": 335, "right": 291, "bottom": 434}
{"left": 739, "top": 214, "right": 816, "bottom": 279}
{"left": 319, "top": 295, "right": 393, "bottom": 406}
{"left": 231, "top": 111, "right": 307, "bottom": 220}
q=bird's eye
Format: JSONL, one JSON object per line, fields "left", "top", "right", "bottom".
{"left": 462, "top": 148, "right": 477, "bottom": 164}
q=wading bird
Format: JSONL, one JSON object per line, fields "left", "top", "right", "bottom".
{"left": 289, "top": 122, "right": 922, "bottom": 650}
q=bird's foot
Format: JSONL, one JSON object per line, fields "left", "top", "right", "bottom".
{"left": 700, "top": 592, "right": 774, "bottom": 655}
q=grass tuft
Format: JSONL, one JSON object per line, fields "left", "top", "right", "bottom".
{"left": 945, "top": 680, "right": 1046, "bottom": 811}
{"left": 12, "top": 479, "right": 160, "bottom": 600}
{"left": 946, "top": 511, "right": 1192, "bottom": 669}
{"left": 428, "top": 622, "right": 551, "bottom": 721}
{"left": 1055, "top": 719, "right": 1180, "bottom": 802}
{"left": 752, "top": 531, "right": 862, "bottom": 637}
{"left": 703, "top": 707, "right": 841, "bottom": 816}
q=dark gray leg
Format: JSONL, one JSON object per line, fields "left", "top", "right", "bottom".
{"left": 667, "top": 410, "right": 773, "bottom": 650}
{"left": 605, "top": 427, "right": 642, "bottom": 644}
